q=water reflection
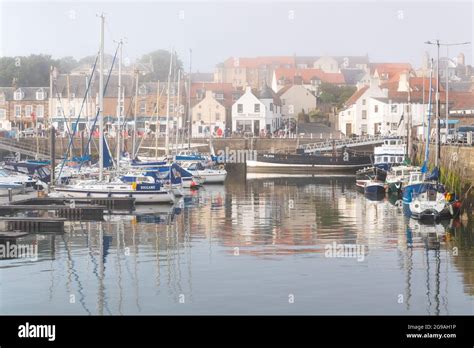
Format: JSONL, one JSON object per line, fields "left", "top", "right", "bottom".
{"left": 0, "top": 177, "right": 472, "bottom": 315}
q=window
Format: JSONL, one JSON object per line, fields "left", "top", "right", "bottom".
{"left": 198, "top": 126, "right": 202, "bottom": 133}
{"left": 361, "top": 124, "right": 367, "bottom": 134}
{"left": 362, "top": 99, "right": 366, "bottom": 105}
{"left": 36, "top": 105, "right": 44, "bottom": 118}
{"left": 168, "top": 104, "right": 173, "bottom": 113}
{"left": 69, "top": 107, "right": 75, "bottom": 117}
{"left": 281, "top": 99, "right": 286, "bottom": 106}
{"left": 270, "top": 103, "right": 273, "bottom": 111}
{"left": 0, "top": 94, "right": 5, "bottom": 105}
{"left": 197, "top": 113, "right": 202, "bottom": 121}
{"left": 14, "top": 89, "right": 23, "bottom": 101}
{"left": 139, "top": 85, "right": 147, "bottom": 96}
{"left": 254, "top": 104, "right": 260, "bottom": 113}
{"left": 374, "top": 105, "right": 378, "bottom": 113}
{"left": 140, "top": 102, "right": 146, "bottom": 114}
{"left": 215, "top": 113, "right": 220, "bottom": 121}
{"left": 362, "top": 110, "right": 367, "bottom": 119}
{"left": 36, "top": 89, "right": 45, "bottom": 100}
{"left": 237, "top": 104, "right": 243, "bottom": 113}
{"left": 56, "top": 106, "right": 62, "bottom": 117}
{"left": 391, "top": 104, "right": 398, "bottom": 113}
{"left": 0, "top": 109, "right": 5, "bottom": 119}
{"left": 25, "top": 105, "right": 33, "bottom": 117}
{"left": 14, "top": 105, "right": 21, "bottom": 117}
{"left": 215, "top": 93, "right": 224, "bottom": 100}
{"left": 391, "top": 123, "right": 398, "bottom": 130}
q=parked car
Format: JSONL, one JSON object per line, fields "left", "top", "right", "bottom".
{"left": 19, "top": 128, "right": 35, "bottom": 137}
{"left": 444, "top": 129, "right": 457, "bottom": 144}
{"left": 455, "top": 126, "right": 474, "bottom": 144}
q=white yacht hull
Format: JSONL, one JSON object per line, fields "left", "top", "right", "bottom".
{"left": 195, "top": 170, "right": 227, "bottom": 184}
{"left": 54, "top": 187, "right": 175, "bottom": 203}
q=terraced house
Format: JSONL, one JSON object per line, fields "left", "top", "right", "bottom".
{"left": 0, "top": 86, "right": 49, "bottom": 132}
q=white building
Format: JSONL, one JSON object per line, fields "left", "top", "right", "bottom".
{"left": 339, "top": 72, "right": 434, "bottom": 137}
{"left": 191, "top": 90, "right": 227, "bottom": 137}
{"left": 232, "top": 85, "right": 282, "bottom": 135}
{"left": 277, "top": 84, "right": 317, "bottom": 119}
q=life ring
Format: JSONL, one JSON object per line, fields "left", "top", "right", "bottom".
{"left": 219, "top": 164, "right": 225, "bottom": 170}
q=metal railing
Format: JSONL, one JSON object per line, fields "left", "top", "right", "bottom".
{"left": 300, "top": 135, "right": 387, "bottom": 153}
{"left": 0, "top": 137, "right": 50, "bottom": 159}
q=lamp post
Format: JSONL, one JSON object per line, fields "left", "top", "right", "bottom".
{"left": 424, "top": 40, "right": 470, "bottom": 166}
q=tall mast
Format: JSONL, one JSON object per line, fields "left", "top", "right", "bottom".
{"left": 132, "top": 69, "right": 139, "bottom": 159}
{"left": 187, "top": 49, "right": 192, "bottom": 150}
{"left": 406, "top": 72, "right": 411, "bottom": 160}
{"left": 98, "top": 14, "right": 105, "bottom": 181}
{"left": 435, "top": 39, "right": 440, "bottom": 168}
{"left": 116, "top": 39, "right": 123, "bottom": 172}
{"left": 445, "top": 46, "right": 449, "bottom": 141}
{"left": 175, "top": 70, "right": 181, "bottom": 155}
{"left": 165, "top": 49, "right": 174, "bottom": 157}
{"left": 155, "top": 81, "right": 160, "bottom": 159}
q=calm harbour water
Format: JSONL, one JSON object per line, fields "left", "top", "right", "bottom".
{"left": 1, "top": 175, "right": 473, "bottom": 315}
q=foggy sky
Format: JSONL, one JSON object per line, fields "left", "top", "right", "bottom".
{"left": 0, "top": 0, "right": 472, "bottom": 72}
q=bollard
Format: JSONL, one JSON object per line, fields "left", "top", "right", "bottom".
{"left": 8, "top": 188, "right": 12, "bottom": 202}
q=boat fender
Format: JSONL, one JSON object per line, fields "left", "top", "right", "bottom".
{"left": 131, "top": 182, "right": 137, "bottom": 190}
{"left": 449, "top": 204, "right": 454, "bottom": 216}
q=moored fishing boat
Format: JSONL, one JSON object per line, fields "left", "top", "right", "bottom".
{"left": 385, "top": 165, "right": 420, "bottom": 194}
{"left": 364, "top": 180, "right": 386, "bottom": 199}
{"left": 247, "top": 148, "right": 372, "bottom": 173}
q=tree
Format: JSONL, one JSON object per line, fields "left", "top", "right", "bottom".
{"left": 0, "top": 54, "right": 56, "bottom": 87}
{"left": 318, "top": 82, "right": 356, "bottom": 108}
{"left": 139, "top": 50, "right": 183, "bottom": 82}
{"left": 56, "top": 56, "right": 79, "bottom": 74}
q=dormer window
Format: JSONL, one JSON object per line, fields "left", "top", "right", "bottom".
{"left": 14, "top": 89, "right": 24, "bottom": 101}
{"left": 214, "top": 92, "right": 224, "bottom": 100}
{"left": 138, "top": 85, "right": 147, "bottom": 96}
{"left": 36, "top": 89, "right": 45, "bottom": 101}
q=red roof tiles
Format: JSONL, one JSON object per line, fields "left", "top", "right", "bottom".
{"left": 274, "top": 68, "right": 346, "bottom": 85}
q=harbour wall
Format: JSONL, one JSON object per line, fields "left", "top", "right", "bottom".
{"left": 0, "top": 137, "right": 373, "bottom": 158}
{"left": 414, "top": 142, "right": 474, "bottom": 219}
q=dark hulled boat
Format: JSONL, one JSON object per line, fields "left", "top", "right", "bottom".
{"left": 247, "top": 148, "right": 372, "bottom": 173}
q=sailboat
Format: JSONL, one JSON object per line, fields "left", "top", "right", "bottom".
{"left": 406, "top": 59, "right": 460, "bottom": 222}
{"left": 54, "top": 15, "right": 175, "bottom": 204}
